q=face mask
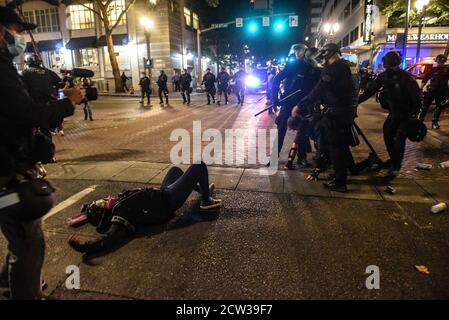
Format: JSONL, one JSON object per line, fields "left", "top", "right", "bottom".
{"left": 4, "top": 30, "right": 26, "bottom": 57}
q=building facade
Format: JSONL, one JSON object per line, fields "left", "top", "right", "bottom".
{"left": 3, "top": 0, "right": 203, "bottom": 91}
{"left": 310, "top": 0, "right": 449, "bottom": 71}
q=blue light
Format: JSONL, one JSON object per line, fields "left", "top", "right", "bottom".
{"left": 276, "top": 23, "right": 283, "bottom": 30}
{"left": 245, "top": 75, "right": 261, "bottom": 88}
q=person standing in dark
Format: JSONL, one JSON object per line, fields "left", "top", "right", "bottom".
{"left": 139, "top": 72, "right": 151, "bottom": 106}
{"left": 22, "top": 53, "right": 63, "bottom": 138}
{"left": 121, "top": 71, "right": 129, "bottom": 92}
{"left": 232, "top": 67, "right": 247, "bottom": 106}
{"left": 202, "top": 68, "right": 216, "bottom": 105}
{"left": 180, "top": 69, "right": 192, "bottom": 105}
{"left": 172, "top": 72, "right": 180, "bottom": 92}
{"left": 419, "top": 54, "right": 449, "bottom": 129}
{"left": 157, "top": 70, "right": 169, "bottom": 105}
{"left": 217, "top": 67, "right": 231, "bottom": 105}
{"left": 0, "top": 6, "right": 84, "bottom": 299}
{"left": 300, "top": 43, "right": 357, "bottom": 192}
{"left": 81, "top": 77, "right": 94, "bottom": 121}
{"left": 359, "top": 51, "right": 422, "bottom": 179}
{"left": 270, "top": 43, "right": 309, "bottom": 161}
{"left": 266, "top": 67, "right": 278, "bottom": 114}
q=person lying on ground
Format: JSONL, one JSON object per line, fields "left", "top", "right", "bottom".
{"left": 68, "top": 162, "right": 221, "bottom": 254}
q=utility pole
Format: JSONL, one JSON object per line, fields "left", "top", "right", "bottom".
{"left": 402, "top": 0, "right": 411, "bottom": 68}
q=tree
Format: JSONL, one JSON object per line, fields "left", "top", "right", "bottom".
{"left": 380, "top": 0, "right": 449, "bottom": 27}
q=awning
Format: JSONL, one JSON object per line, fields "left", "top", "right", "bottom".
{"left": 96, "top": 34, "right": 129, "bottom": 47}
{"left": 65, "top": 36, "right": 97, "bottom": 50}
{"left": 38, "top": 39, "right": 63, "bottom": 51}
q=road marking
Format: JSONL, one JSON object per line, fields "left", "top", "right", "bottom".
{"left": 43, "top": 185, "right": 99, "bottom": 221}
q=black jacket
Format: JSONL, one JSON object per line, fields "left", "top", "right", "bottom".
{"left": 422, "top": 65, "right": 449, "bottom": 92}
{"left": 202, "top": 72, "right": 216, "bottom": 89}
{"left": 139, "top": 76, "right": 151, "bottom": 91}
{"left": 157, "top": 73, "right": 168, "bottom": 89}
{"left": 0, "top": 50, "right": 74, "bottom": 177}
{"left": 301, "top": 59, "right": 356, "bottom": 116}
{"left": 180, "top": 73, "right": 192, "bottom": 89}
{"left": 217, "top": 71, "right": 231, "bottom": 88}
{"left": 359, "top": 67, "right": 421, "bottom": 119}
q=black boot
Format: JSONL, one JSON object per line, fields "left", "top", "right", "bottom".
{"left": 284, "top": 147, "right": 297, "bottom": 170}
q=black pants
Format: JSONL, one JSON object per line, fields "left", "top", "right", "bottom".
{"left": 161, "top": 162, "right": 211, "bottom": 212}
{"left": 181, "top": 89, "right": 191, "bottom": 103}
{"left": 275, "top": 103, "right": 295, "bottom": 154}
{"left": 422, "top": 89, "right": 447, "bottom": 123}
{"left": 311, "top": 118, "right": 330, "bottom": 171}
{"left": 83, "top": 100, "right": 93, "bottom": 120}
{"left": 0, "top": 219, "right": 45, "bottom": 299}
{"left": 159, "top": 88, "right": 168, "bottom": 104}
{"left": 141, "top": 89, "right": 151, "bottom": 104}
{"left": 235, "top": 86, "right": 245, "bottom": 104}
{"left": 323, "top": 115, "right": 355, "bottom": 185}
{"left": 293, "top": 118, "right": 312, "bottom": 160}
{"left": 206, "top": 87, "right": 216, "bottom": 104}
{"left": 174, "top": 82, "right": 181, "bottom": 92}
{"left": 218, "top": 85, "right": 229, "bottom": 103}
{"left": 383, "top": 116, "right": 408, "bottom": 171}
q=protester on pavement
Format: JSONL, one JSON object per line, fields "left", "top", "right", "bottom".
{"left": 68, "top": 162, "right": 222, "bottom": 254}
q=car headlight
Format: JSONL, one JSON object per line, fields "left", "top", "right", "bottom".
{"left": 245, "top": 75, "right": 261, "bottom": 88}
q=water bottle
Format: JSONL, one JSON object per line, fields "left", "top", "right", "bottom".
{"left": 431, "top": 202, "right": 447, "bottom": 214}
{"left": 416, "top": 163, "right": 433, "bottom": 170}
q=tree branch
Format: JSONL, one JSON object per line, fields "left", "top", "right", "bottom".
{"left": 109, "top": 0, "right": 136, "bottom": 32}
{"left": 73, "top": 0, "right": 105, "bottom": 24}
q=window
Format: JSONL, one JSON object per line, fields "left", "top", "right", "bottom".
{"left": 360, "top": 22, "right": 364, "bottom": 37}
{"left": 342, "top": 34, "right": 349, "bottom": 46}
{"left": 184, "top": 7, "right": 191, "bottom": 26}
{"left": 193, "top": 13, "right": 199, "bottom": 30}
{"left": 78, "top": 48, "right": 98, "bottom": 66}
{"left": 23, "top": 8, "right": 60, "bottom": 33}
{"left": 351, "top": 0, "right": 360, "bottom": 10}
{"left": 350, "top": 26, "right": 359, "bottom": 42}
{"left": 344, "top": 3, "right": 350, "bottom": 19}
{"left": 107, "top": 0, "right": 126, "bottom": 26}
{"left": 69, "top": 4, "right": 95, "bottom": 30}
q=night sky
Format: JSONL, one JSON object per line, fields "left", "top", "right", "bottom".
{"left": 193, "top": 0, "right": 310, "bottom": 62}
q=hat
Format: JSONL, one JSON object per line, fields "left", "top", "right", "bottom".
{"left": 0, "top": 6, "right": 37, "bottom": 30}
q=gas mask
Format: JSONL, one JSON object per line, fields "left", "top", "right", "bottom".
{"left": 3, "top": 28, "right": 26, "bottom": 57}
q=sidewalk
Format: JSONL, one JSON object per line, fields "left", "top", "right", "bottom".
{"left": 423, "top": 107, "right": 449, "bottom": 154}
{"left": 46, "top": 160, "right": 449, "bottom": 204}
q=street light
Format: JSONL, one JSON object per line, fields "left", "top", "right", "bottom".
{"left": 415, "top": 0, "right": 430, "bottom": 63}
{"left": 322, "top": 22, "right": 340, "bottom": 41}
{"left": 140, "top": 17, "right": 154, "bottom": 71}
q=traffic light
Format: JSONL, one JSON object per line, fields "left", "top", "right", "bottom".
{"left": 247, "top": 21, "right": 258, "bottom": 33}
{"left": 274, "top": 22, "right": 284, "bottom": 32}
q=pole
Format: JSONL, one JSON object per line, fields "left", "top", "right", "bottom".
{"left": 402, "top": 0, "right": 411, "bottom": 68}
{"left": 416, "top": 11, "right": 423, "bottom": 64}
{"left": 197, "top": 29, "right": 202, "bottom": 87}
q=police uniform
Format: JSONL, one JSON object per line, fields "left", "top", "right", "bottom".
{"left": 420, "top": 60, "right": 449, "bottom": 128}
{"left": 301, "top": 57, "right": 357, "bottom": 190}
{"left": 359, "top": 53, "right": 421, "bottom": 176}
{"left": 202, "top": 71, "right": 216, "bottom": 104}
{"left": 232, "top": 70, "right": 247, "bottom": 105}
{"left": 139, "top": 75, "right": 151, "bottom": 104}
{"left": 180, "top": 72, "right": 192, "bottom": 104}
{"left": 157, "top": 72, "right": 169, "bottom": 104}
{"left": 217, "top": 70, "right": 231, "bottom": 104}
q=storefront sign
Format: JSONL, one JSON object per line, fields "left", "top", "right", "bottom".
{"left": 387, "top": 33, "right": 449, "bottom": 43}
{"left": 363, "top": 0, "right": 373, "bottom": 43}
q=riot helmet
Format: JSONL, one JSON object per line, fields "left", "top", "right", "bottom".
{"left": 382, "top": 51, "right": 402, "bottom": 69}
{"left": 316, "top": 43, "right": 341, "bottom": 61}
{"left": 435, "top": 54, "right": 447, "bottom": 64}
{"left": 25, "top": 53, "right": 41, "bottom": 67}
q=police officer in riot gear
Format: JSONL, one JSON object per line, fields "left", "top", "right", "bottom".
{"left": 157, "top": 70, "right": 169, "bottom": 105}
{"left": 217, "top": 67, "right": 231, "bottom": 105}
{"left": 22, "top": 53, "right": 62, "bottom": 139}
{"left": 419, "top": 54, "right": 449, "bottom": 129}
{"left": 284, "top": 47, "right": 321, "bottom": 169}
{"left": 271, "top": 43, "right": 315, "bottom": 166}
{"left": 359, "top": 51, "right": 422, "bottom": 179}
{"left": 0, "top": 6, "right": 84, "bottom": 299}
{"left": 180, "top": 69, "right": 192, "bottom": 105}
{"left": 202, "top": 68, "right": 216, "bottom": 105}
{"left": 232, "top": 66, "right": 247, "bottom": 106}
{"left": 300, "top": 43, "right": 357, "bottom": 192}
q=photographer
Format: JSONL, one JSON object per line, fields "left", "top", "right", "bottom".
{"left": 0, "top": 6, "right": 84, "bottom": 300}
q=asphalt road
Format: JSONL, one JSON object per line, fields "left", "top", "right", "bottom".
{"left": 1, "top": 93, "right": 449, "bottom": 300}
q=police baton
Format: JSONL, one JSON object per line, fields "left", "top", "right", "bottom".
{"left": 254, "top": 89, "right": 302, "bottom": 117}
